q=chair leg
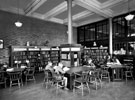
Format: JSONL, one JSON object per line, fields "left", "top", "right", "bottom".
{"left": 86, "top": 82, "right": 90, "bottom": 94}
{"left": 73, "top": 81, "right": 75, "bottom": 94}
{"left": 10, "top": 81, "right": 12, "bottom": 88}
{"left": 81, "top": 83, "right": 84, "bottom": 96}
{"left": 5, "top": 81, "right": 6, "bottom": 88}
{"left": 99, "top": 78, "right": 102, "bottom": 89}
{"left": 95, "top": 78, "right": 97, "bottom": 90}
{"left": 18, "top": 80, "right": 20, "bottom": 88}
{"left": 131, "top": 73, "right": 134, "bottom": 80}
{"left": 26, "top": 76, "right": 27, "bottom": 83}
{"left": 33, "top": 76, "right": 35, "bottom": 81}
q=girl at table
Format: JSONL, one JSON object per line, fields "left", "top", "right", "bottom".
{"left": 106, "top": 55, "right": 121, "bottom": 65}
{"left": 53, "top": 62, "right": 68, "bottom": 89}
{"left": 86, "top": 58, "right": 96, "bottom": 69}
{"left": 111, "top": 56, "right": 121, "bottom": 65}
{"left": 45, "top": 61, "right": 54, "bottom": 73}
{"left": 85, "top": 58, "right": 96, "bottom": 75}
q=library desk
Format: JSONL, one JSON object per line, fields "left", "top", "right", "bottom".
{"left": 6, "top": 68, "right": 25, "bottom": 72}
{"left": 65, "top": 66, "right": 92, "bottom": 90}
{"left": 107, "top": 64, "right": 125, "bottom": 81}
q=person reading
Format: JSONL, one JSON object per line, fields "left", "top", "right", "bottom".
{"left": 53, "top": 62, "right": 68, "bottom": 89}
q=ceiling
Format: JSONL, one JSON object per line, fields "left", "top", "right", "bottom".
{"left": 0, "top": 0, "right": 135, "bottom": 27}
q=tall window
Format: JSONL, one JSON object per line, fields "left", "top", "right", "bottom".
{"left": 113, "top": 17, "right": 126, "bottom": 38}
{"left": 77, "top": 19, "right": 109, "bottom": 44}
{"left": 84, "top": 25, "right": 95, "bottom": 41}
{"left": 78, "top": 27, "right": 84, "bottom": 43}
{"left": 96, "top": 20, "right": 109, "bottom": 40}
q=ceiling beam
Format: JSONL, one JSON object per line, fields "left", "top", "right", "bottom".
{"left": 63, "top": 10, "right": 94, "bottom": 23}
{"left": 24, "top": 0, "right": 47, "bottom": 15}
{"left": 101, "top": 0, "right": 127, "bottom": 9}
{"left": 77, "top": 17, "right": 104, "bottom": 27}
{"left": 48, "top": 17, "right": 64, "bottom": 24}
{"left": 43, "top": 1, "right": 67, "bottom": 19}
{"left": 1, "top": 7, "right": 25, "bottom": 15}
{"left": 74, "top": 0, "right": 112, "bottom": 18}
{"left": 43, "top": 1, "right": 75, "bottom": 19}
{"left": 44, "top": 1, "right": 75, "bottom": 19}
{"left": 31, "top": 12, "right": 44, "bottom": 19}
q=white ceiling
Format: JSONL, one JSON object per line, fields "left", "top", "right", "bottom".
{"left": 0, "top": 0, "right": 135, "bottom": 27}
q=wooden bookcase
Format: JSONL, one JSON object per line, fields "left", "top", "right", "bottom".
{"left": 50, "top": 47, "right": 60, "bottom": 64}
{"left": 40, "top": 47, "right": 51, "bottom": 67}
{"left": 83, "top": 46, "right": 108, "bottom": 63}
{"left": 60, "top": 44, "right": 82, "bottom": 67}
{"left": 10, "top": 46, "right": 60, "bottom": 71}
{"left": 10, "top": 46, "right": 28, "bottom": 68}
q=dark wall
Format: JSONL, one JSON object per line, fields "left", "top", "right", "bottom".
{"left": 0, "top": 10, "right": 77, "bottom": 63}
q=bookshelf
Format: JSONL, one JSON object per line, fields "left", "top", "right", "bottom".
{"left": 60, "top": 44, "right": 82, "bottom": 67}
{"left": 83, "top": 46, "right": 108, "bottom": 63}
{"left": 50, "top": 47, "right": 60, "bottom": 64}
{"left": 10, "top": 46, "right": 60, "bottom": 71}
{"left": 40, "top": 47, "right": 50, "bottom": 67}
{"left": 10, "top": 46, "right": 28, "bottom": 68}
{"left": 27, "top": 47, "right": 41, "bottom": 72}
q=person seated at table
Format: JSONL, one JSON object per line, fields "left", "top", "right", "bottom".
{"left": 86, "top": 58, "right": 96, "bottom": 69}
{"left": 106, "top": 55, "right": 121, "bottom": 65}
{"left": 105, "top": 55, "right": 121, "bottom": 81}
{"left": 53, "top": 62, "right": 68, "bottom": 89}
{"left": 45, "top": 61, "right": 54, "bottom": 72}
{"left": 111, "top": 55, "right": 121, "bottom": 65}
{"left": 82, "top": 55, "right": 88, "bottom": 65}
{"left": 53, "top": 62, "right": 65, "bottom": 74}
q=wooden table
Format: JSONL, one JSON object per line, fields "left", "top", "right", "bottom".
{"left": 65, "top": 66, "right": 92, "bottom": 90}
{"left": 7, "top": 68, "right": 25, "bottom": 72}
{"left": 107, "top": 64, "right": 125, "bottom": 81}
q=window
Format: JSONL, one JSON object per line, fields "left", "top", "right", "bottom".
{"left": 78, "top": 27, "right": 84, "bottom": 43}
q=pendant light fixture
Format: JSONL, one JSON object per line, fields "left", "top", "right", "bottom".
{"left": 15, "top": 0, "right": 23, "bottom": 27}
{"left": 125, "top": 0, "right": 134, "bottom": 21}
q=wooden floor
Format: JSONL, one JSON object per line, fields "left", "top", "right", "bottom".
{"left": 0, "top": 72, "right": 135, "bottom": 100}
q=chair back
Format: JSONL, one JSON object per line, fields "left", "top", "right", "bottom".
{"left": 44, "top": 70, "right": 52, "bottom": 78}
{"left": 26, "top": 67, "right": 35, "bottom": 75}
{"left": 78, "top": 71, "right": 90, "bottom": 81}
{"left": 8, "top": 72, "right": 21, "bottom": 81}
{"left": 0, "top": 71, "right": 5, "bottom": 83}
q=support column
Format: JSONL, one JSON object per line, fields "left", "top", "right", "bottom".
{"left": 109, "top": 18, "right": 113, "bottom": 56}
{"left": 67, "top": 0, "right": 73, "bottom": 44}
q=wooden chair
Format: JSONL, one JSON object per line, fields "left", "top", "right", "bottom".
{"left": 51, "top": 72, "right": 65, "bottom": 92}
{"left": 43, "top": 70, "right": 53, "bottom": 88}
{"left": 73, "top": 71, "right": 90, "bottom": 96}
{"left": 124, "top": 66, "right": 134, "bottom": 82}
{"left": 8, "top": 71, "right": 23, "bottom": 88}
{"left": 0, "top": 71, "right": 6, "bottom": 88}
{"left": 25, "top": 67, "right": 35, "bottom": 83}
{"left": 88, "top": 69, "right": 102, "bottom": 90}
{"left": 101, "top": 67, "right": 110, "bottom": 82}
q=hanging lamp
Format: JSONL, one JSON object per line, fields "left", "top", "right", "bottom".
{"left": 125, "top": 0, "right": 134, "bottom": 21}
{"left": 15, "top": 0, "right": 22, "bottom": 27}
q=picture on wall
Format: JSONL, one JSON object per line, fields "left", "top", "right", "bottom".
{"left": 0, "top": 40, "right": 4, "bottom": 49}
